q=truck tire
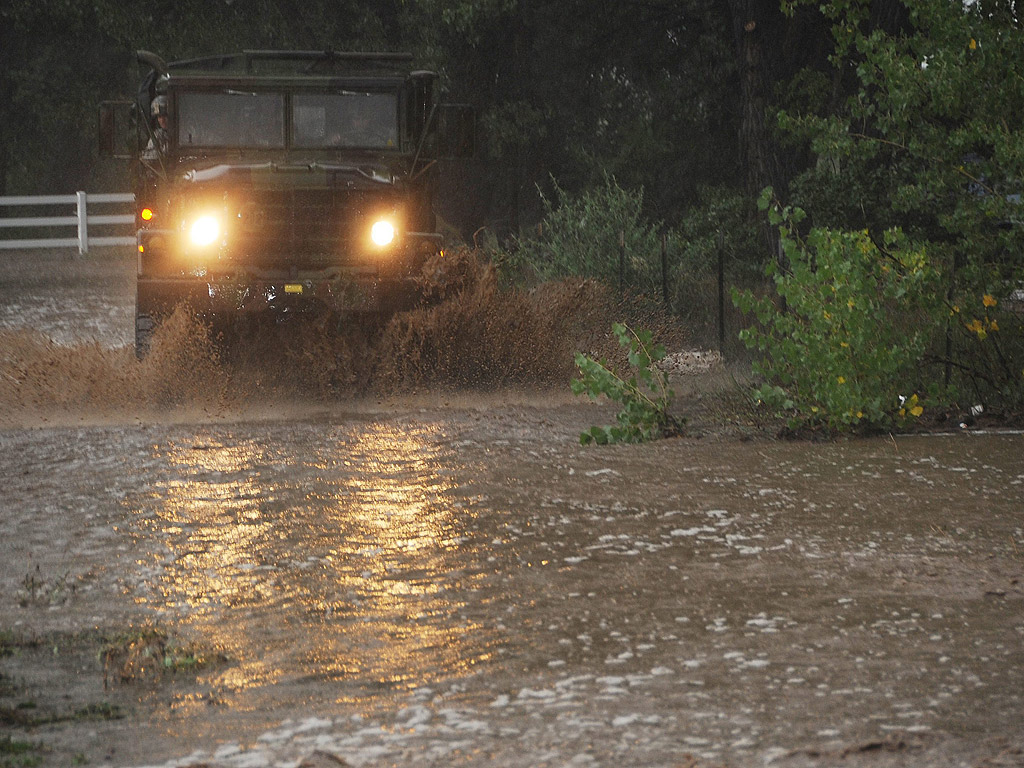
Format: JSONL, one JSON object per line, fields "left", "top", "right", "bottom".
{"left": 135, "top": 312, "right": 157, "bottom": 360}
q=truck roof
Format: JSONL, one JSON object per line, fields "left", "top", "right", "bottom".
{"left": 142, "top": 50, "right": 434, "bottom": 90}
{"left": 150, "top": 50, "right": 424, "bottom": 75}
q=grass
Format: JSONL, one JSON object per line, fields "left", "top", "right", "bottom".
{"left": 0, "top": 701, "right": 123, "bottom": 728}
{"left": 0, "top": 735, "right": 43, "bottom": 768}
{"left": 0, "top": 630, "right": 16, "bottom": 658}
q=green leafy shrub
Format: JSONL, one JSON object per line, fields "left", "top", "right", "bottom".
{"left": 571, "top": 322, "right": 684, "bottom": 444}
{"left": 777, "top": 0, "right": 1024, "bottom": 418}
{"left": 502, "top": 175, "right": 667, "bottom": 296}
{"left": 734, "top": 190, "right": 944, "bottom": 432}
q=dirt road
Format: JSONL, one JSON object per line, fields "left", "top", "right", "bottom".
{"left": 1, "top": 250, "right": 1022, "bottom": 768}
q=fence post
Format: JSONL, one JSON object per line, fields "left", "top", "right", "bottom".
{"left": 661, "top": 232, "right": 669, "bottom": 306}
{"left": 717, "top": 229, "right": 725, "bottom": 352}
{"left": 618, "top": 230, "right": 625, "bottom": 294}
{"left": 76, "top": 191, "right": 89, "bottom": 256}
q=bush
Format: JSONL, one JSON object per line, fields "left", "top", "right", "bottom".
{"left": 501, "top": 175, "right": 667, "bottom": 296}
{"left": 734, "top": 191, "right": 944, "bottom": 432}
{"left": 775, "top": 0, "right": 1024, "bottom": 420}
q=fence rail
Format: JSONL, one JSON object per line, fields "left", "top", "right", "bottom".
{"left": 0, "top": 192, "right": 135, "bottom": 254}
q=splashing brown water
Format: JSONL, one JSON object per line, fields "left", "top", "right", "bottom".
{"left": 0, "top": 250, "right": 687, "bottom": 426}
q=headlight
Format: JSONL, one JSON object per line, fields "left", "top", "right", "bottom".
{"left": 370, "top": 219, "right": 396, "bottom": 247}
{"left": 189, "top": 215, "right": 221, "bottom": 247}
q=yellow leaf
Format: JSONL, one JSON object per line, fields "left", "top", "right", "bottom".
{"left": 969, "top": 38, "right": 977, "bottom": 50}
{"left": 990, "top": 319, "right": 999, "bottom": 331}
{"left": 983, "top": 294, "right": 997, "bottom": 307}
{"left": 910, "top": 405, "right": 924, "bottom": 417}
{"left": 838, "top": 376, "right": 846, "bottom": 384}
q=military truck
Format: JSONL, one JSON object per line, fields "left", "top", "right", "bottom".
{"left": 99, "top": 50, "right": 473, "bottom": 356}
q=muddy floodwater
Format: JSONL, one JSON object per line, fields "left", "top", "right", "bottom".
{"left": 1, "top": 250, "right": 1022, "bottom": 768}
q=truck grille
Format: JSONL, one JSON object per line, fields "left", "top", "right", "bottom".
{"left": 233, "top": 188, "right": 377, "bottom": 268}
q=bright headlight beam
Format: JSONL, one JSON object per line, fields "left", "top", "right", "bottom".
{"left": 370, "top": 220, "right": 396, "bottom": 247}
{"left": 190, "top": 215, "right": 220, "bottom": 247}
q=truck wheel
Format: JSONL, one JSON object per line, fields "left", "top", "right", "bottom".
{"left": 135, "top": 312, "right": 158, "bottom": 360}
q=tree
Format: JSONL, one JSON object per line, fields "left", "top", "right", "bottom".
{"left": 0, "top": 3, "right": 130, "bottom": 194}
{"left": 408, "top": 0, "right": 745, "bottom": 235}
{"left": 739, "top": 0, "right": 1024, "bottom": 427}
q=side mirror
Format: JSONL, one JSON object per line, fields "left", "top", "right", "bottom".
{"left": 437, "top": 103, "right": 475, "bottom": 159}
{"left": 98, "top": 100, "right": 135, "bottom": 158}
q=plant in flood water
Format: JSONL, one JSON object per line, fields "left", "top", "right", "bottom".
{"left": 572, "top": 322, "right": 684, "bottom": 444}
{"left": 101, "top": 626, "right": 223, "bottom": 689}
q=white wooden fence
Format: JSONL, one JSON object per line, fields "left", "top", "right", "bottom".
{"left": 0, "top": 192, "right": 135, "bottom": 255}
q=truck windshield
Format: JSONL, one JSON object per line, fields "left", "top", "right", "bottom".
{"left": 178, "top": 92, "right": 285, "bottom": 148}
{"left": 292, "top": 92, "right": 398, "bottom": 149}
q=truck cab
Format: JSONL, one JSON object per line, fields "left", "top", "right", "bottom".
{"left": 101, "top": 50, "right": 473, "bottom": 355}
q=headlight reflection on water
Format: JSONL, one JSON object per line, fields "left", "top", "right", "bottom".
{"left": 134, "top": 424, "right": 496, "bottom": 704}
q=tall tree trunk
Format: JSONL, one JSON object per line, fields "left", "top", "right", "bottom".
{"left": 727, "top": 0, "right": 785, "bottom": 199}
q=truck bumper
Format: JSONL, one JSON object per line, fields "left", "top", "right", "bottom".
{"left": 137, "top": 274, "right": 419, "bottom": 318}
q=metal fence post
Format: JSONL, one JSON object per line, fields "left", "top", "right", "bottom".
{"left": 661, "top": 232, "right": 669, "bottom": 306}
{"left": 717, "top": 229, "right": 725, "bottom": 351}
{"left": 618, "top": 230, "right": 625, "bottom": 294}
{"left": 76, "top": 191, "right": 89, "bottom": 255}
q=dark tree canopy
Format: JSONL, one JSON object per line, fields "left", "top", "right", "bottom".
{"left": 0, "top": 0, "right": 809, "bottom": 228}
{"left": 0, "top": 0, "right": 911, "bottom": 238}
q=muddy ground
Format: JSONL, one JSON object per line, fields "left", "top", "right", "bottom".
{"left": 0, "top": 249, "right": 1022, "bottom": 768}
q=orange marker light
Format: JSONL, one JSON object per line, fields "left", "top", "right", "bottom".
{"left": 140, "top": 207, "right": 155, "bottom": 221}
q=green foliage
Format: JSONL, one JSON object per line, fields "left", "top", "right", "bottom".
{"left": 734, "top": 190, "right": 944, "bottom": 431}
{"left": 677, "top": 186, "right": 762, "bottom": 275}
{"left": 571, "top": 323, "right": 684, "bottom": 444}
{"left": 420, "top": 0, "right": 742, "bottom": 229}
{"left": 502, "top": 175, "right": 668, "bottom": 295}
{"left": 766, "top": 0, "right": 1024, "bottom": 420}
{"left": 480, "top": 101, "right": 551, "bottom": 161}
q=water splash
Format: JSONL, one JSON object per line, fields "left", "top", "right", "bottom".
{"left": 0, "top": 250, "right": 686, "bottom": 426}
